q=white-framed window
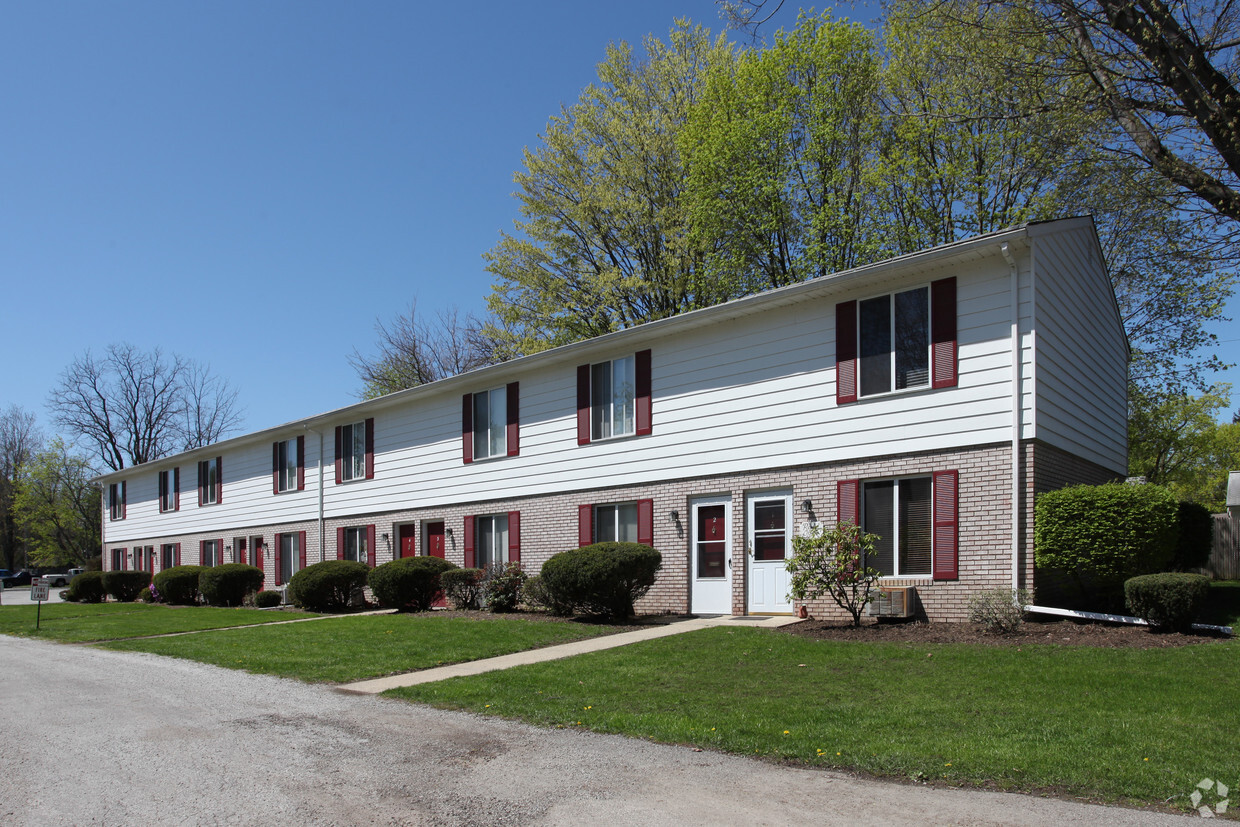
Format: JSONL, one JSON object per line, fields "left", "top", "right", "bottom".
{"left": 858, "top": 286, "right": 930, "bottom": 397}
{"left": 108, "top": 481, "right": 125, "bottom": 521}
{"left": 342, "top": 527, "right": 368, "bottom": 564}
{"left": 198, "top": 457, "right": 221, "bottom": 505}
{"left": 595, "top": 503, "right": 638, "bottom": 543}
{"left": 275, "top": 438, "right": 299, "bottom": 492}
{"left": 159, "top": 468, "right": 179, "bottom": 512}
{"left": 201, "top": 539, "right": 221, "bottom": 567}
{"left": 111, "top": 548, "right": 126, "bottom": 570}
{"left": 160, "top": 543, "right": 178, "bottom": 570}
{"left": 590, "top": 355, "right": 635, "bottom": 440}
{"left": 475, "top": 514, "right": 509, "bottom": 569}
{"left": 862, "top": 477, "right": 932, "bottom": 577}
{"left": 279, "top": 533, "right": 300, "bottom": 583}
{"left": 472, "top": 387, "right": 507, "bottom": 460}
{"left": 341, "top": 420, "right": 367, "bottom": 482}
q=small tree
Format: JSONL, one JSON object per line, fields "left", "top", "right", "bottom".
{"left": 786, "top": 521, "right": 883, "bottom": 627}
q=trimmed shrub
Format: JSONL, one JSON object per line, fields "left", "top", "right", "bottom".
{"left": 368, "top": 556, "right": 457, "bottom": 612}
{"left": 539, "top": 543, "right": 662, "bottom": 621}
{"left": 138, "top": 586, "right": 157, "bottom": 603}
{"left": 199, "top": 564, "right": 264, "bottom": 607}
{"left": 1034, "top": 482, "right": 1177, "bottom": 609}
{"left": 483, "top": 563, "right": 527, "bottom": 613}
{"left": 442, "top": 568, "right": 484, "bottom": 610}
{"left": 254, "top": 590, "right": 282, "bottom": 608}
{"left": 521, "top": 575, "right": 564, "bottom": 614}
{"left": 1125, "top": 573, "right": 1211, "bottom": 632}
{"left": 66, "top": 571, "right": 104, "bottom": 603}
{"left": 967, "top": 589, "right": 1033, "bottom": 634}
{"left": 153, "top": 565, "right": 205, "bottom": 606}
{"left": 101, "top": 570, "right": 152, "bottom": 602}
{"left": 288, "top": 560, "right": 369, "bottom": 612}
{"left": 1172, "top": 501, "right": 1213, "bottom": 571}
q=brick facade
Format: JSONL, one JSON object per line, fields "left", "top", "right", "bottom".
{"left": 105, "top": 438, "right": 1123, "bottom": 621}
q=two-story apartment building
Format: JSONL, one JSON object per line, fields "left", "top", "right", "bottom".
{"left": 97, "top": 216, "right": 1128, "bottom": 621}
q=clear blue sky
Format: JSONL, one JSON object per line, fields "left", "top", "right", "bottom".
{"left": 1, "top": 0, "right": 1235, "bottom": 454}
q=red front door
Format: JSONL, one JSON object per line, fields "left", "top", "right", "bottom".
{"left": 426, "top": 522, "right": 446, "bottom": 559}
{"left": 399, "top": 524, "right": 418, "bottom": 558}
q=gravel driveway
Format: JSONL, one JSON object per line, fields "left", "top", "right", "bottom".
{"left": 1, "top": 636, "right": 1192, "bottom": 826}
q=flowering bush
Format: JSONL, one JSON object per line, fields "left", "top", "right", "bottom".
{"left": 785, "top": 521, "right": 883, "bottom": 627}
{"left": 483, "top": 562, "right": 527, "bottom": 613}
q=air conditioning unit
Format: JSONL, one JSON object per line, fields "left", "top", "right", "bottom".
{"left": 868, "top": 586, "right": 915, "bottom": 618}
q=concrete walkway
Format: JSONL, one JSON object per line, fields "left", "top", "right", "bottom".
{"left": 339, "top": 614, "right": 801, "bottom": 694}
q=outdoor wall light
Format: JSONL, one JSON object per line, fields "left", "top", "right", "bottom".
{"left": 801, "top": 499, "right": 813, "bottom": 513}
{"left": 445, "top": 527, "right": 454, "bottom": 537}
{"left": 668, "top": 510, "right": 680, "bottom": 522}
{"left": 225, "top": 544, "right": 232, "bottom": 554}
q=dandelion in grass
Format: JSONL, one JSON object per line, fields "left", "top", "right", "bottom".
{"left": 783, "top": 730, "right": 790, "bottom": 735}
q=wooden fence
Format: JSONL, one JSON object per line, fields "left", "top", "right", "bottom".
{"left": 1210, "top": 512, "right": 1240, "bottom": 579}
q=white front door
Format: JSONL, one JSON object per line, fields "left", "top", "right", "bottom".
{"left": 690, "top": 496, "right": 732, "bottom": 614}
{"left": 746, "top": 491, "right": 793, "bottom": 614}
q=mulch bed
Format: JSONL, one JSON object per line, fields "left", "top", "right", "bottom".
{"left": 781, "top": 617, "right": 1232, "bottom": 648}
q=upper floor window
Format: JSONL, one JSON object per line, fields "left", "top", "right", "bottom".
{"left": 159, "top": 468, "right": 179, "bottom": 513}
{"left": 108, "top": 481, "right": 126, "bottom": 521}
{"left": 860, "top": 287, "right": 929, "bottom": 396}
{"left": 273, "top": 436, "right": 304, "bottom": 493}
{"left": 576, "top": 349, "right": 652, "bottom": 445}
{"left": 836, "top": 277, "right": 956, "bottom": 404}
{"left": 463, "top": 383, "right": 518, "bottom": 463}
{"left": 198, "top": 457, "right": 222, "bottom": 506}
{"left": 334, "top": 418, "right": 374, "bottom": 483}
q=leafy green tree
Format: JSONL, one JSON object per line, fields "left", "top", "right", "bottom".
{"left": 13, "top": 439, "right": 101, "bottom": 567}
{"left": 0, "top": 405, "right": 42, "bottom": 571}
{"left": 786, "top": 521, "right": 883, "bottom": 627}
{"left": 483, "top": 22, "right": 736, "bottom": 356}
{"left": 682, "top": 13, "right": 882, "bottom": 291}
{"left": 1129, "top": 386, "right": 1239, "bottom": 510}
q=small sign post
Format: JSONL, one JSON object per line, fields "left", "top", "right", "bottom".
{"left": 30, "top": 578, "right": 49, "bottom": 629}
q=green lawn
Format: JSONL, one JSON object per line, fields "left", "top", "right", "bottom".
{"left": 100, "top": 613, "right": 621, "bottom": 682}
{"left": 391, "top": 626, "right": 1240, "bottom": 812}
{"left": 0, "top": 602, "right": 313, "bottom": 642}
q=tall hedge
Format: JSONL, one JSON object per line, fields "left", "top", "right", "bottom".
{"left": 199, "top": 564, "right": 265, "bottom": 607}
{"left": 288, "top": 560, "right": 369, "bottom": 612}
{"left": 153, "top": 565, "right": 206, "bottom": 605}
{"left": 539, "top": 543, "right": 661, "bottom": 621}
{"left": 368, "top": 556, "right": 457, "bottom": 612}
{"left": 1172, "top": 500, "right": 1213, "bottom": 571}
{"left": 1035, "top": 482, "right": 1177, "bottom": 608}
{"left": 101, "top": 570, "right": 152, "bottom": 602}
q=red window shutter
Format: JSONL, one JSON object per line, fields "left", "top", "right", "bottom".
{"left": 461, "top": 393, "right": 474, "bottom": 463}
{"left": 253, "top": 540, "right": 262, "bottom": 573}
{"left": 215, "top": 457, "right": 223, "bottom": 504}
{"left": 200, "top": 540, "right": 207, "bottom": 566}
{"left": 298, "top": 530, "right": 308, "bottom": 571}
{"left": 274, "top": 534, "right": 283, "bottom": 586}
{"left": 576, "top": 364, "right": 591, "bottom": 445}
{"left": 364, "top": 418, "right": 375, "bottom": 479}
{"left": 120, "top": 548, "right": 127, "bottom": 571}
{"left": 578, "top": 504, "right": 594, "bottom": 547}
{"left": 334, "top": 426, "right": 343, "bottom": 484}
{"left": 933, "top": 470, "right": 959, "bottom": 580}
{"left": 507, "top": 511, "right": 520, "bottom": 563}
{"left": 636, "top": 499, "right": 654, "bottom": 546}
{"left": 173, "top": 467, "right": 179, "bottom": 511}
{"left": 174, "top": 543, "right": 181, "bottom": 567}
{"left": 296, "top": 435, "right": 305, "bottom": 490}
{"left": 506, "top": 382, "right": 520, "bottom": 457}
{"left": 463, "top": 516, "right": 475, "bottom": 568}
{"left": 635, "top": 349, "right": 652, "bottom": 436}
{"left": 837, "top": 479, "right": 860, "bottom": 526}
{"left": 931, "top": 276, "right": 958, "bottom": 389}
{"left": 238, "top": 538, "right": 246, "bottom": 567}
{"left": 836, "top": 300, "right": 857, "bottom": 404}
{"left": 337, "top": 527, "right": 346, "bottom": 561}
{"left": 366, "top": 524, "right": 376, "bottom": 568}
{"left": 272, "top": 442, "right": 280, "bottom": 495}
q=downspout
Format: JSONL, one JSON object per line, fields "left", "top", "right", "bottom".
{"left": 1000, "top": 242, "right": 1021, "bottom": 593}
{"left": 304, "top": 425, "right": 325, "bottom": 564}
